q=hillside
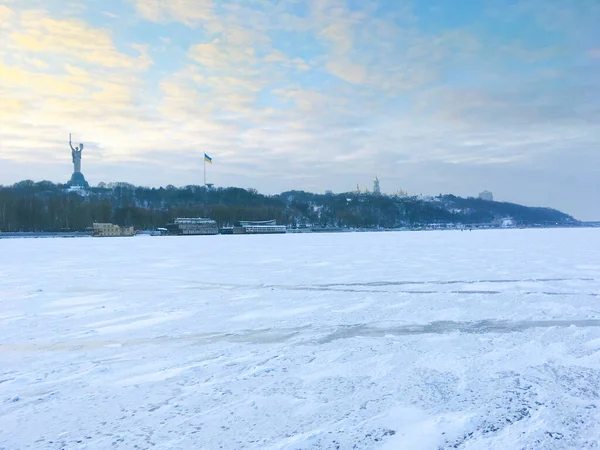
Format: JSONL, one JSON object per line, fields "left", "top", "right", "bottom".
{"left": 0, "top": 180, "right": 578, "bottom": 232}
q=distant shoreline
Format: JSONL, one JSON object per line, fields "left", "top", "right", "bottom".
{"left": 0, "top": 232, "right": 92, "bottom": 239}
{"left": 1, "top": 224, "right": 597, "bottom": 239}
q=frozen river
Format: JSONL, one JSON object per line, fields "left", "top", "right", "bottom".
{"left": 1, "top": 228, "right": 600, "bottom": 449}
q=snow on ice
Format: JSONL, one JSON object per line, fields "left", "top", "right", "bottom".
{"left": 1, "top": 228, "right": 600, "bottom": 449}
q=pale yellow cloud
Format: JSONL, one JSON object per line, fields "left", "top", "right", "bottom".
{"left": 189, "top": 40, "right": 257, "bottom": 69}
{"left": 64, "top": 64, "right": 87, "bottom": 77}
{"left": 156, "top": 78, "right": 245, "bottom": 160}
{"left": 10, "top": 11, "right": 151, "bottom": 69}
{"left": 159, "top": 77, "right": 223, "bottom": 123}
{"left": 273, "top": 88, "right": 329, "bottom": 112}
{"left": 203, "top": 75, "right": 263, "bottom": 93}
{"left": 0, "top": 4, "right": 164, "bottom": 164}
{"left": 6, "top": 85, "right": 167, "bottom": 163}
{"left": 0, "top": 21, "right": 155, "bottom": 163}
{"left": 0, "top": 0, "right": 456, "bottom": 175}
{"left": 264, "top": 51, "right": 310, "bottom": 71}
{"left": 264, "top": 50, "right": 287, "bottom": 63}
{"left": 187, "top": 21, "right": 273, "bottom": 72}
{"left": 0, "top": 61, "right": 86, "bottom": 95}
{"left": 0, "top": 95, "right": 26, "bottom": 116}
{"left": 159, "top": 65, "right": 261, "bottom": 120}
{"left": 91, "top": 82, "right": 133, "bottom": 105}
{"left": 0, "top": 69, "right": 146, "bottom": 145}
{"left": 225, "top": 25, "right": 270, "bottom": 47}
{"left": 0, "top": 4, "right": 14, "bottom": 26}
{"left": 29, "top": 59, "right": 48, "bottom": 69}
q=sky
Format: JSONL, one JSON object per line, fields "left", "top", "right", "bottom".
{"left": 0, "top": 0, "right": 598, "bottom": 220}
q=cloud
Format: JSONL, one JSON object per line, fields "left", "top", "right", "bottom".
{"left": 102, "top": 11, "right": 120, "bottom": 19}
{"left": 9, "top": 10, "right": 152, "bottom": 69}
{"left": 186, "top": 21, "right": 274, "bottom": 75}
{"left": 0, "top": 4, "right": 14, "bottom": 25}
{"left": 189, "top": 40, "right": 257, "bottom": 70}
{"left": 0, "top": 0, "right": 599, "bottom": 220}
{"left": 0, "top": 14, "right": 156, "bottom": 166}
{"left": 500, "top": 42, "right": 564, "bottom": 63}
{"left": 325, "top": 60, "right": 367, "bottom": 84}
{"left": 311, "top": 7, "right": 482, "bottom": 91}
{"left": 0, "top": 61, "right": 87, "bottom": 95}
{"left": 502, "top": 0, "right": 600, "bottom": 34}
{"left": 132, "top": 0, "right": 215, "bottom": 27}
{"left": 263, "top": 50, "right": 287, "bottom": 63}
{"left": 320, "top": 22, "right": 356, "bottom": 54}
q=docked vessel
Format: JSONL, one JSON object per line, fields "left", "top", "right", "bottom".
{"left": 166, "top": 218, "right": 218, "bottom": 235}
{"left": 233, "top": 220, "right": 287, "bottom": 234}
{"left": 92, "top": 223, "right": 135, "bottom": 237}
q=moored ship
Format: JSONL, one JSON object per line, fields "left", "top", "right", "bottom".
{"left": 92, "top": 223, "right": 135, "bottom": 237}
{"left": 233, "top": 220, "right": 287, "bottom": 234}
{"left": 166, "top": 218, "right": 218, "bottom": 235}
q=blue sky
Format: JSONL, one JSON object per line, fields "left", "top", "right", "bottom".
{"left": 0, "top": 0, "right": 599, "bottom": 219}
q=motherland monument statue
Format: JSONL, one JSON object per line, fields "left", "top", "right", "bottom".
{"left": 68, "top": 133, "right": 89, "bottom": 188}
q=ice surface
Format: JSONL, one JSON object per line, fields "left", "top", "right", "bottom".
{"left": 1, "top": 228, "right": 600, "bottom": 449}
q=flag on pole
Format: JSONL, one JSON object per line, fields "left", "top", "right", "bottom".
{"left": 204, "top": 153, "right": 213, "bottom": 163}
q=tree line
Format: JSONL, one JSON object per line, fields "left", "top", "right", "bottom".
{"left": 0, "top": 180, "right": 577, "bottom": 232}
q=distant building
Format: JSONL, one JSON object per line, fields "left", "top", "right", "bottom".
{"left": 373, "top": 176, "right": 381, "bottom": 195}
{"left": 166, "top": 218, "right": 218, "bottom": 235}
{"left": 92, "top": 223, "right": 135, "bottom": 237}
{"left": 479, "top": 190, "right": 494, "bottom": 201}
{"left": 233, "top": 220, "right": 286, "bottom": 234}
{"left": 501, "top": 218, "right": 515, "bottom": 228}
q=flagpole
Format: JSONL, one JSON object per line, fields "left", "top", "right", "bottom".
{"left": 204, "top": 154, "right": 206, "bottom": 187}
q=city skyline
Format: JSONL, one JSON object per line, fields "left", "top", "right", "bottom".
{"left": 0, "top": 0, "right": 598, "bottom": 219}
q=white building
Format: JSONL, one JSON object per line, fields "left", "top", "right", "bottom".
{"left": 479, "top": 190, "right": 494, "bottom": 201}
{"left": 501, "top": 218, "right": 515, "bottom": 228}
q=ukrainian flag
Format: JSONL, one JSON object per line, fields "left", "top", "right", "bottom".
{"left": 204, "top": 153, "right": 213, "bottom": 163}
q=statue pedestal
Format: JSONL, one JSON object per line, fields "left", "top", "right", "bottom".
{"left": 68, "top": 172, "right": 89, "bottom": 188}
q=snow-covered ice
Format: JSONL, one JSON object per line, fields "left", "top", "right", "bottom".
{"left": 1, "top": 228, "right": 600, "bottom": 449}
